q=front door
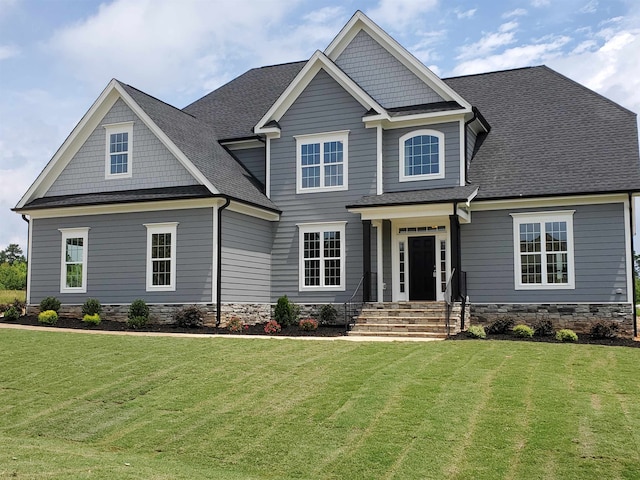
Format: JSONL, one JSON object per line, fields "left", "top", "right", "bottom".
{"left": 408, "top": 236, "right": 436, "bottom": 301}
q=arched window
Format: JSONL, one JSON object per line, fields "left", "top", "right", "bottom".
{"left": 399, "top": 129, "right": 445, "bottom": 181}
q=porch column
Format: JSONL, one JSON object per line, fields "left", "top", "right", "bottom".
{"left": 362, "top": 220, "right": 371, "bottom": 302}
{"left": 449, "top": 214, "right": 461, "bottom": 300}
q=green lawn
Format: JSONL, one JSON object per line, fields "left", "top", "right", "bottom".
{"left": 0, "top": 289, "right": 25, "bottom": 306}
{"left": 1, "top": 331, "right": 639, "bottom": 479}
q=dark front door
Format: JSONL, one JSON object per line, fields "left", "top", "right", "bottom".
{"left": 408, "top": 236, "right": 436, "bottom": 301}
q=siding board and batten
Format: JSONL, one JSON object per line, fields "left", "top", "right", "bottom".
{"left": 45, "top": 99, "right": 198, "bottom": 197}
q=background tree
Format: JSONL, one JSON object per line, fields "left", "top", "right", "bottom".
{"left": 0, "top": 244, "right": 26, "bottom": 266}
{"left": 0, "top": 244, "right": 27, "bottom": 290}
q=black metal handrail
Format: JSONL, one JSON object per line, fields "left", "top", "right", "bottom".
{"left": 344, "top": 274, "right": 366, "bottom": 332}
{"left": 444, "top": 268, "right": 456, "bottom": 337}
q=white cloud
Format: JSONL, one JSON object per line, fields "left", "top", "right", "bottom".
{"left": 503, "top": 8, "right": 527, "bottom": 18}
{"left": 580, "top": 0, "right": 598, "bottom": 14}
{"left": 456, "top": 22, "right": 519, "bottom": 61}
{"left": 367, "top": 0, "right": 439, "bottom": 30}
{"left": 455, "top": 8, "right": 476, "bottom": 19}
{"left": 0, "top": 44, "right": 19, "bottom": 60}
{"left": 531, "top": 0, "right": 550, "bottom": 7}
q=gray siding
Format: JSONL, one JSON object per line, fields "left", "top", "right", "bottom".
{"left": 270, "top": 69, "right": 376, "bottom": 303}
{"left": 382, "top": 219, "right": 392, "bottom": 302}
{"left": 221, "top": 209, "right": 272, "bottom": 303}
{"left": 46, "top": 99, "right": 198, "bottom": 197}
{"left": 383, "top": 122, "right": 461, "bottom": 192}
{"left": 466, "top": 125, "right": 478, "bottom": 165}
{"left": 335, "top": 30, "right": 443, "bottom": 108}
{"left": 460, "top": 203, "right": 628, "bottom": 303}
{"left": 30, "top": 208, "right": 213, "bottom": 304}
{"left": 231, "top": 147, "right": 266, "bottom": 187}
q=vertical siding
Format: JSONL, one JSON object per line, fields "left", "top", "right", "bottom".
{"left": 30, "top": 208, "right": 213, "bottom": 304}
{"left": 46, "top": 99, "right": 198, "bottom": 197}
{"left": 383, "top": 122, "right": 460, "bottom": 192}
{"left": 221, "top": 209, "right": 272, "bottom": 303}
{"left": 270, "top": 69, "right": 376, "bottom": 303}
{"left": 231, "top": 147, "right": 266, "bottom": 187}
{"left": 460, "top": 203, "right": 628, "bottom": 303}
{"left": 335, "top": 30, "right": 443, "bottom": 108}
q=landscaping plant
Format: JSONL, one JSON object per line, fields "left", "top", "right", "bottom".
{"left": 532, "top": 319, "right": 554, "bottom": 337}
{"left": 466, "top": 325, "right": 486, "bottom": 339}
{"left": 319, "top": 304, "right": 338, "bottom": 325}
{"left": 82, "top": 313, "right": 101, "bottom": 326}
{"left": 556, "top": 329, "right": 578, "bottom": 342}
{"left": 589, "top": 321, "right": 619, "bottom": 339}
{"left": 38, "top": 310, "right": 58, "bottom": 326}
{"left": 299, "top": 318, "right": 319, "bottom": 331}
{"left": 486, "top": 317, "right": 515, "bottom": 334}
{"left": 39, "top": 296, "right": 61, "bottom": 313}
{"left": 274, "top": 295, "right": 299, "bottom": 327}
{"left": 127, "top": 299, "right": 149, "bottom": 328}
{"left": 513, "top": 324, "right": 534, "bottom": 338}
{"left": 226, "top": 316, "right": 245, "bottom": 333}
{"left": 174, "top": 305, "right": 204, "bottom": 328}
{"left": 264, "top": 320, "right": 281, "bottom": 334}
{"left": 82, "top": 298, "right": 102, "bottom": 316}
{"left": 3, "top": 305, "right": 20, "bottom": 321}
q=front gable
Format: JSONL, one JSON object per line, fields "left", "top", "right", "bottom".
{"left": 45, "top": 98, "right": 198, "bottom": 197}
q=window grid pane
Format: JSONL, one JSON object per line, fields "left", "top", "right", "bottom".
{"left": 109, "top": 132, "right": 129, "bottom": 174}
{"left": 518, "top": 219, "right": 570, "bottom": 286}
{"left": 151, "top": 233, "right": 172, "bottom": 286}
{"left": 399, "top": 241, "right": 405, "bottom": 293}
{"left": 404, "top": 135, "right": 439, "bottom": 176}
{"left": 300, "top": 139, "right": 344, "bottom": 189}
{"left": 303, "top": 229, "right": 341, "bottom": 287}
{"left": 64, "top": 237, "right": 84, "bottom": 289}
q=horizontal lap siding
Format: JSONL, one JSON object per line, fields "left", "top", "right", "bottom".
{"left": 270, "top": 69, "right": 376, "bottom": 303}
{"left": 460, "top": 203, "right": 628, "bottom": 303}
{"left": 231, "top": 147, "right": 266, "bottom": 187}
{"left": 30, "top": 208, "right": 213, "bottom": 304}
{"left": 221, "top": 210, "right": 272, "bottom": 303}
{"left": 46, "top": 99, "right": 198, "bottom": 197}
{"left": 383, "top": 122, "right": 460, "bottom": 192}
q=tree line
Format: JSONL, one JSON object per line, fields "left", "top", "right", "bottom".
{"left": 0, "top": 244, "right": 27, "bottom": 290}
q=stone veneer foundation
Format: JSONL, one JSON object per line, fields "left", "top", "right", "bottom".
{"left": 470, "top": 303, "right": 635, "bottom": 337}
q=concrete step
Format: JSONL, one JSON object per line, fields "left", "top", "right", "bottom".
{"left": 355, "top": 316, "right": 457, "bottom": 325}
{"left": 347, "top": 330, "right": 448, "bottom": 339}
{"left": 360, "top": 309, "right": 447, "bottom": 318}
{"left": 351, "top": 323, "right": 452, "bottom": 333}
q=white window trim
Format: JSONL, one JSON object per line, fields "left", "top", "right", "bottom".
{"left": 511, "top": 211, "right": 576, "bottom": 290}
{"left": 399, "top": 129, "right": 445, "bottom": 182}
{"left": 104, "top": 122, "right": 133, "bottom": 179}
{"left": 145, "top": 222, "right": 178, "bottom": 292}
{"left": 59, "top": 227, "right": 89, "bottom": 294}
{"left": 295, "top": 130, "right": 349, "bottom": 194}
{"left": 297, "top": 221, "right": 347, "bottom": 291}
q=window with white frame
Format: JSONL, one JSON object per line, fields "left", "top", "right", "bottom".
{"left": 59, "top": 227, "right": 89, "bottom": 293}
{"left": 511, "top": 211, "right": 575, "bottom": 289}
{"left": 399, "top": 129, "right": 445, "bottom": 181}
{"left": 298, "top": 222, "right": 346, "bottom": 291}
{"left": 145, "top": 223, "right": 178, "bottom": 291}
{"left": 295, "top": 131, "right": 348, "bottom": 193}
{"left": 104, "top": 122, "right": 133, "bottom": 178}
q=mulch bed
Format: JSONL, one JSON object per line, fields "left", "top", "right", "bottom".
{"left": 448, "top": 331, "right": 640, "bottom": 348}
{"left": 0, "top": 315, "right": 347, "bottom": 337}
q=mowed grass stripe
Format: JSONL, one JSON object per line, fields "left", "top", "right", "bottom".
{"left": 1, "top": 330, "right": 640, "bottom": 479}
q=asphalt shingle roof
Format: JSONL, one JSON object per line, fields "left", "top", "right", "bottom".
{"left": 119, "top": 83, "right": 279, "bottom": 212}
{"left": 346, "top": 185, "right": 479, "bottom": 208}
{"left": 444, "top": 66, "right": 640, "bottom": 199}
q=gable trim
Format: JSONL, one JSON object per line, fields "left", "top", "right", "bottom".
{"left": 325, "top": 11, "right": 472, "bottom": 110}
{"left": 16, "top": 80, "right": 218, "bottom": 210}
{"left": 254, "top": 50, "right": 386, "bottom": 134}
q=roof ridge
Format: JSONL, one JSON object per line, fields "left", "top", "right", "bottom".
{"left": 117, "top": 80, "right": 197, "bottom": 119}
{"left": 443, "top": 65, "right": 539, "bottom": 81}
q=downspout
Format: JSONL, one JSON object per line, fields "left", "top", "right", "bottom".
{"left": 216, "top": 197, "right": 231, "bottom": 327}
{"left": 629, "top": 193, "right": 637, "bottom": 337}
{"left": 21, "top": 215, "right": 29, "bottom": 309}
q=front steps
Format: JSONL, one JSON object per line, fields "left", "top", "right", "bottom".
{"left": 349, "top": 302, "right": 461, "bottom": 338}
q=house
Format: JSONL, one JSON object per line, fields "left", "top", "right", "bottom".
{"left": 14, "top": 11, "right": 640, "bottom": 337}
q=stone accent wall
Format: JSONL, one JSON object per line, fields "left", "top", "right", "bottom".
{"left": 470, "top": 303, "right": 635, "bottom": 337}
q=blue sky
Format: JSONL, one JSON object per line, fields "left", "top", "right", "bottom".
{"left": 0, "top": 0, "right": 639, "bottom": 252}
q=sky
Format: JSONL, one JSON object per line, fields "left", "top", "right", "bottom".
{"left": 0, "top": 0, "right": 639, "bottom": 253}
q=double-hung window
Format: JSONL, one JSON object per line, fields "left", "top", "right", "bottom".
{"left": 296, "top": 131, "right": 348, "bottom": 193}
{"left": 104, "top": 122, "right": 133, "bottom": 178}
{"left": 59, "top": 227, "right": 89, "bottom": 293}
{"left": 298, "top": 222, "right": 346, "bottom": 291}
{"left": 399, "top": 129, "right": 445, "bottom": 181}
{"left": 511, "top": 211, "right": 575, "bottom": 289}
{"left": 145, "top": 223, "right": 178, "bottom": 291}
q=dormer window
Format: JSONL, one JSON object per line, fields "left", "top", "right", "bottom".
{"left": 295, "top": 131, "right": 349, "bottom": 193}
{"left": 399, "top": 129, "right": 445, "bottom": 182}
{"left": 104, "top": 122, "right": 133, "bottom": 179}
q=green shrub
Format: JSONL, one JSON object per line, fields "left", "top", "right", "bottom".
{"left": 127, "top": 316, "right": 148, "bottom": 329}
{"left": 128, "top": 299, "right": 149, "bottom": 320}
{"left": 513, "top": 324, "right": 534, "bottom": 338}
{"left": 274, "top": 295, "right": 299, "bottom": 327}
{"left": 486, "top": 318, "right": 514, "bottom": 334}
{"left": 3, "top": 305, "right": 20, "bottom": 321}
{"left": 174, "top": 305, "right": 204, "bottom": 328}
{"left": 299, "top": 318, "right": 319, "bottom": 331}
{"left": 319, "top": 304, "right": 338, "bottom": 325}
{"left": 40, "top": 296, "right": 61, "bottom": 313}
{"left": 532, "top": 319, "right": 554, "bottom": 337}
{"left": 82, "top": 313, "right": 101, "bottom": 326}
{"left": 227, "top": 316, "right": 245, "bottom": 333}
{"left": 38, "top": 310, "right": 58, "bottom": 326}
{"left": 589, "top": 321, "right": 620, "bottom": 339}
{"left": 82, "top": 298, "right": 102, "bottom": 316}
{"left": 556, "top": 329, "right": 578, "bottom": 342}
{"left": 466, "top": 325, "right": 486, "bottom": 339}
